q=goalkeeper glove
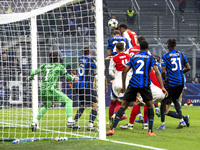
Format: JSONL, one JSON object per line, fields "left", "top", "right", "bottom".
{"left": 73, "top": 76, "right": 79, "bottom": 82}
{"left": 27, "top": 76, "right": 34, "bottom": 81}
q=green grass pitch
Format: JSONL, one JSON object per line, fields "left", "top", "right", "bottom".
{"left": 0, "top": 106, "right": 199, "bottom": 150}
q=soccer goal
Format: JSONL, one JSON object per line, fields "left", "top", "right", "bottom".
{"left": 0, "top": 0, "right": 105, "bottom": 141}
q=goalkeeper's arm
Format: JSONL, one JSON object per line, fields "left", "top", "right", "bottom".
{"left": 28, "top": 64, "right": 45, "bottom": 80}
{"left": 65, "top": 73, "right": 79, "bottom": 82}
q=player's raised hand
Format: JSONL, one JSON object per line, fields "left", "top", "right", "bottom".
{"left": 162, "top": 88, "right": 168, "bottom": 98}
{"left": 120, "top": 87, "right": 125, "bottom": 93}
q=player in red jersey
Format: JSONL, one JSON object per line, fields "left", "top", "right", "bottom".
{"left": 108, "top": 42, "right": 131, "bottom": 127}
{"left": 118, "top": 24, "right": 137, "bottom": 48}
{"left": 126, "top": 35, "right": 144, "bottom": 57}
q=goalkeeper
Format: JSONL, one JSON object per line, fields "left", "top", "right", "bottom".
{"left": 29, "top": 51, "right": 79, "bottom": 132}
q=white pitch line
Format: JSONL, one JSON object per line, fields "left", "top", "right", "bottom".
{"left": 105, "top": 139, "right": 167, "bottom": 150}
{"left": 0, "top": 121, "right": 96, "bottom": 139}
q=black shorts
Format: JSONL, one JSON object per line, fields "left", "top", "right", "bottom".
{"left": 78, "top": 88, "right": 97, "bottom": 106}
{"left": 165, "top": 85, "right": 184, "bottom": 105}
{"left": 123, "top": 86, "right": 153, "bottom": 103}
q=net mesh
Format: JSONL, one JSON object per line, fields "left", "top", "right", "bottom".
{"left": 0, "top": 0, "right": 98, "bottom": 140}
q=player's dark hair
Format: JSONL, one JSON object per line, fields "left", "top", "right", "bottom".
{"left": 167, "top": 39, "right": 176, "bottom": 48}
{"left": 49, "top": 51, "right": 59, "bottom": 63}
{"left": 137, "top": 35, "right": 145, "bottom": 44}
{"left": 140, "top": 40, "right": 149, "bottom": 51}
{"left": 118, "top": 24, "right": 128, "bottom": 29}
{"left": 83, "top": 46, "right": 90, "bottom": 55}
{"left": 112, "top": 30, "right": 120, "bottom": 35}
{"left": 153, "top": 54, "right": 160, "bottom": 62}
{"left": 116, "top": 42, "right": 124, "bottom": 51}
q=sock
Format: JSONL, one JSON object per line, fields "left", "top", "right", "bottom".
{"left": 167, "top": 111, "right": 179, "bottom": 119}
{"left": 161, "top": 122, "right": 165, "bottom": 125}
{"left": 36, "top": 106, "right": 48, "bottom": 121}
{"left": 173, "top": 100, "right": 183, "bottom": 119}
{"left": 129, "top": 105, "right": 140, "bottom": 124}
{"left": 154, "top": 103, "right": 158, "bottom": 108}
{"left": 68, "top": 117, "right": 73, "bottom": 123}
{"left": 36, "top": 102, "right": 51, "bottom": 121}
{"left": 89, "top": 109, "right": 97, "bottom": 124}
{"left": 180, "top": 118, "right": 184, "bottom": 122}
{"left": 74, "top": 107, "right": 85, "bottom": 122}
{"left": 138, "top": 108, "right": 141, "bottom": 115}
{"left": 148, "top": 108, "right": 154, "bottom": 133}
{"left": 183, "top": 13, "right": 185, "bottom": 20}
{"left": 63, "top": 97, "right": 73, "bottom": 118}
{"left": 114, "top": 101, "right": 122, "bottom": 114}
{"left": 111, "top": 107, "right": 125, "bottom": 130}
{"left": 109, "top": 100, "right": 116, "bottom": 120}
{"left": 160, "top": 100, "right": 166, "bottom": 122}
{"left": 143, "top": 105, "right": 148, "bottom": 123}
{"left": 88, "top": 122, "right": 93, "bottom": 128}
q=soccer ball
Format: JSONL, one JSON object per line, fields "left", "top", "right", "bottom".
{"left": 108, "top": 19, "right": 118, "bottom": 29}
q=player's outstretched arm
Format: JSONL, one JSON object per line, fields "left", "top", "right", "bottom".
{"left": 153, "top": 66, "right": 168, "bottom": 98}
{"left": 120, "top": 65, "right": 131, "bottom": 93}
{"left": 28, "top": 64, "right": 45, "bottom": 81}
{"left": 183, "top": 62, "right": 191, "bottom": 73}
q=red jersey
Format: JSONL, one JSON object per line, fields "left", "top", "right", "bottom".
{"left": 127, "top": 45, "right": 140, "bottom": 57}
{"left": 112, "top": 53, "right": 131, "bottom": 71}
{"left": 123, "top": 29, "right": 137, "bottom": 48}
{"left": 150, "top": 68, "right": 162, "bottom": 89}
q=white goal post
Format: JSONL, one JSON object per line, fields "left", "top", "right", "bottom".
{"left": 0, "top": 0, "right": 105, "bottom": 141}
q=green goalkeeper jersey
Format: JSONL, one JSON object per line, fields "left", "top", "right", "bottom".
{"left": 30, "top": 63, "right": 74, "bottom": 90}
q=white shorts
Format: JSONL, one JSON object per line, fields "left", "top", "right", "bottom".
{"left": 110, "top": 75, "right": 131, "bottom": 101}
{"left": 138, "top": 83, "right": 165, "bottom": 104}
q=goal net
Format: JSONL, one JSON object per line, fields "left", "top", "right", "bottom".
{"left": 0, "top": 0, "right": 105, "bottom": 141}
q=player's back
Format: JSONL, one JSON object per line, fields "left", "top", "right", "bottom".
{"left": 77, "top": 56, "right": 96, "bottom": 88}
{"left": 127, "top": 52, "right": 155, "bottom": 88}
{"left": 113, "top": 53, "right": 131, "bottom": 71}
{"left": 107, "top": 35, "right": 129, "bottom": 56}
{"left": 123, "top": 29, "right": 137, "bottom": 48}
{"left": 162, "top": 49, "right": 187, "bottom": 87}
{"left": 127, "top": 45, "right": 140, "bottom": 57}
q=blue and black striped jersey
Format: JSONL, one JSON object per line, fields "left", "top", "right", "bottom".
{"left": 76, "top": 56, "right": 96, "bottom": 88}
{"left": 107, "top": 35, "right": 129, "bottom": 56}
{"left": 161, "top": 49, "right": 188, "bottom": 87}
{"left": 126, "top": 52, "right": 156, "bottom": 88}
{"left": 156, "top": 61, "right": 162, "bottom": 73}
